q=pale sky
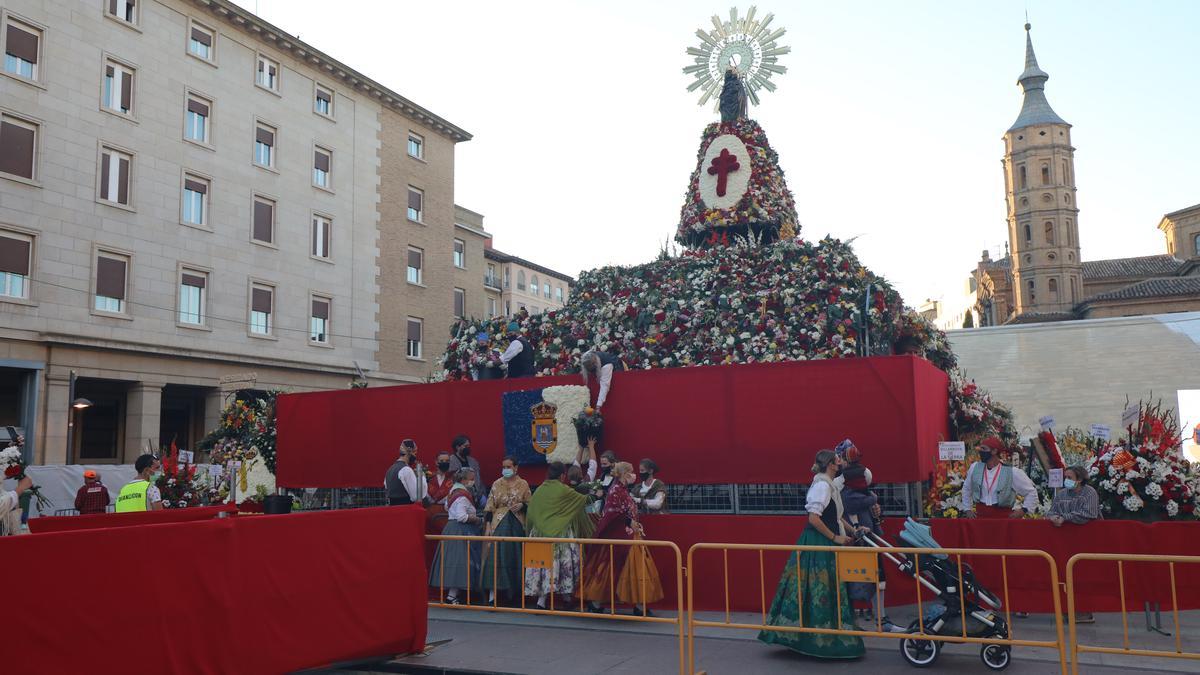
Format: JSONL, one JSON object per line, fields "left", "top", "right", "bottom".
{"left": 235, "top": 0, "right": 1200, "bottom": 305}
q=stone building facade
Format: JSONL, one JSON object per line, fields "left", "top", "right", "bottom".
{"left": 0, "top": 0, "right": 469, "bottom": 464}
{"left": 483, "top": 245, "right": 573, "bottom": 318}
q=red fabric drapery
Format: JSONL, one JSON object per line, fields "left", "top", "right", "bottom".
{"left": 3, "top": 507, "right": 428, "bottom": 674}
{"left": 28, "top": 503, "right": 235, "bottom": 533}
{"left": 276, "top": 355, "right": 948, "bottom": 487}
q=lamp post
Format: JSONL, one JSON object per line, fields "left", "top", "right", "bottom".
{"left": 64, "top": 370, "right": 93, "bottom": 464}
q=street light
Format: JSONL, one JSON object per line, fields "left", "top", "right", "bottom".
{"left": 65, "top": 371, "right": 92, "bottom": 464}
{"left": 72, "top": 398, "right": 93, "bottom": 409}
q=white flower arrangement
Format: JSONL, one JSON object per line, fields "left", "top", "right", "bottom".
{"left": 541, "top": 385, "right": 591, "bottom": 464}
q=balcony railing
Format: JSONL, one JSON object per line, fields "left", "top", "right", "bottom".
{"left": 484, "top": 274, "right": 501, "bottom": 290}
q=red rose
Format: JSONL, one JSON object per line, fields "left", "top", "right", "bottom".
{"left": 4, "top": 464, "right": 20, "bottom": 478}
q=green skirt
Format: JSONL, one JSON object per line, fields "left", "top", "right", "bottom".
{"left": 480, "top": 512, "right": 526, "bottom": 593}
{"left": 757, "top": 525, "right": 865, "bottom": 659}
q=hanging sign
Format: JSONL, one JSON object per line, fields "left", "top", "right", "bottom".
{"left": 1048, "top": 468, "right": 1064, "bottom": 489}
{"left": 1121, "top": 405, "right": 1140, "bottom": 429}
{"left": 938, "top": 441, "right": 966, "bottom": 461}
{"left": 1089, "top": 424, "right": 1111, "bottom": 441}
{"left": 177, "top": 450, "right": 194, "bottom": 464}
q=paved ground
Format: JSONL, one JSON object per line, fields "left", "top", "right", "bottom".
{"left": 312, "top": 605, "right": 1199, "bottom": 675}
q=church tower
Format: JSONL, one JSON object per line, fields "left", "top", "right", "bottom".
{"left": 1001, "top": 23, "right": 1082, "bottom": 318}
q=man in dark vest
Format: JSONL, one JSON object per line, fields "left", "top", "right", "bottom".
{"left": 383, "top": 439, "right": 425, "bottom": 506}
{"left": 499, "top": 321, "right": 534, "bottom": 378}
{"left": 581, "top": 349, "right": 626, "bottom": 410}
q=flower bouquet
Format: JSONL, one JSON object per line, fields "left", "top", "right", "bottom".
{"left": 573, "top": 407, "right": 604, "bottom": 447}
{"left": 2, "top": 436, "right": 51, "bottom": 514}
{"left": 155, "top": 441, "right": 202, "bottom": 509}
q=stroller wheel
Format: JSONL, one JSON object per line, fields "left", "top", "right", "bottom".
{"left": 899, "top": 636, "right": 940, "bottom": 668}
{"left": 980, "top": 644, "right": 1011, "bottom": 671}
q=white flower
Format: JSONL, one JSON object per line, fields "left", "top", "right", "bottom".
{"left": 1166, "top": 500, "right": 1180, "bottom": 517}
{"left": 1146, "top": 483, "right": 1163, "bottom": 499}
{"left": 1123, "top": 495, "right": 1145, "bottom": 511}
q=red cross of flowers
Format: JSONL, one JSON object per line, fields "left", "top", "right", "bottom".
{"left": 707, "top": 148, "right": 740, "bottom": 197}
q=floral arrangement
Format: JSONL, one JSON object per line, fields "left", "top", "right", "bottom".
{"left": 154, "top": 441, "right": 210, "bottom": 509}
{"left": 948, "top": 372, "right": 1018, "bottom": 450}
{"left": 676, "top": 118, "right": 799, "bottom": 248}
{"left": 198, "top": 394, "right": 280, "bottom": 474}
{"left": 1, "top": 436, "right": 51, "bottom": 513}
{"left": 1086, "top": 400, "right": 1197, "bottom": 520}
{"left": 573, "top": 407, "right": 604, "bottom": 447}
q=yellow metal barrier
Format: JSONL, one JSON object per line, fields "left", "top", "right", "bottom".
{"left": 686, "top": 542, "right": 1068, "bottom": 675}
{"left": 427, "top": 534, "right": 686, "bottom": 675}
{"left": 1066, "top": 553, "right": 1200, "bottom": 675}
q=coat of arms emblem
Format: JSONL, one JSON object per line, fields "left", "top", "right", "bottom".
{"left": 530, "top": 401, "right": 558, "bottom": 455}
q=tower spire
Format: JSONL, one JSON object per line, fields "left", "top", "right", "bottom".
{"left": 1008, "top": 22, "right": 1067, "bottom": 132}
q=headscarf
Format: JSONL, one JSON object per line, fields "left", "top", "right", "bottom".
{"left": 526, "top": 479, "right": 594, "bottom": 538}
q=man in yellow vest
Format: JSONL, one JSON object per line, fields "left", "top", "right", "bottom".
{"left": 116, "top": 454, "right": 165, "bottom": 513}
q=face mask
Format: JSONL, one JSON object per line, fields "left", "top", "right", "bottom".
{"left": 1063, "top": 478, "right": 1077, "bottom": 490}
{"left": 502, "top": 468, "right": 515, "bottom": 478}
{"left": 639, "top": 471, "right": 650, "bottom": 481}
{"left": 437, "top": 461, "right": 450, "bottom": 472}
{"left": 460, "top": 446, "right": 471, "bottom": 457}
{"left": 978, "top": 451, "right": 993, "bottom": 463}
{"left": 600, "top": 465, "right": 611, "bottom": 475}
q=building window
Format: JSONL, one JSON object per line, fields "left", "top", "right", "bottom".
{"left": 312, "top": 215, "right": 331, "bottom": 259}
{"left": 1018, "top": 165, "right": 1027, "bottom": 190}
{"left": 0, "top": 114, "right": 37, "bottom": 180}
{"left": 488, "top": 297, "right": 497, "bottom": 317}
{"left": 517, "top": 270, "right": 525, "bottom": 291}
{"left": 406, "top": 318, "right": 423, "bottom": 358}
{"left": 408, "top": 133, "right": 424, "bottom": 159}
{"left": 106, "top": 0, "right": 137, "bottom": 25}
{"left": 94, "top": 252, "right": 128, "bottom": 313}
{"left": 179, "top": 270, "right": 206, "bottom": 325}
{"left": 504, "top": 300, "right": 511, "bottom": 316}
{"left": 188, "top": 23, "right": 214, "bottom": 61}
{"left": 254, "top": 122, "right": 275, "bottom": 169}
{"left": 256, "top": 54, "right": 279, "bottom": 92}
{"left": 1041, "top": 165, "right": 1050, "bottom": 185}
{"left": 1044, "top": 221, "right": 1055, "bottom": 245}
{"left": 1023, "top": 223, "right": 1031, "bottom": 243}
{"left": 453, "top": 287, "right": 466, "bottom": 318}
{"left": 503, "top": 267, "right": 510, "bottom": 288}
{"left": 314, "top": 84, "right": 333, "bottom": 117}
{"left": 453, "top": 239, "right": 465, "bottom": 268}
{"left": 250, "top": 284, "right": 273, "bottom": 335}
{"left": 1062, "top": 161, "right": 1069, "bottom": 185}
{"left": 182, "top": 175, "right": 208, "bottom": 226}
{"left": 185, "top": 94, "right": 210, "bottom": 144}
{"left": 310, "top": 296, "right": 330, "bottom": 344}
{"left": 0, "top": 231, "right": 32, "bottom": 299}
{"left": 3, "top": 18, "right": 41, "bottom": 81}
{"left": 407, "top": 187, "right": 423, "bottom": 222}
{"left": 252, "top": 196, "right": 275, "bottom": 244}
{"left": 555, "top": 286, "right": 563, "bottom": 302}
{"left": 1066, "top": 219, "right": 1073, "bottom": 246}
{"left": 99, "top": 147, "right": 131, "bottom": 206}
{"left": 103, "top": 60, "right": 134, "bottom": 116}
{"left": 1070, "top": 277, "right": 1078, "bottom": 303}
{"left": 543, "top": 282, "right": 550, "bottom": 299}
{"left": 530, "top": 275, "right": 539, "bottom": 295}
{"left": 1026, "top": 279, "right": 1036, "bottom": 304}
{"left": 407, "top": 247, "right": 423, "bottom": 285}
{"left": 486, "top": 263, "right": 498, "bottom": 287}
{"left": 313, "top": 146, "right": 331, "bottom": 189}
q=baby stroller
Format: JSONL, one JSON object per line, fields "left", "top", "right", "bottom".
{"left": 859, "top": 518, "right": 1011, "bottom": 671}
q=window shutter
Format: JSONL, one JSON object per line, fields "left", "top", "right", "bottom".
{"left": 184, "top": 178, "right": 207, "bottom": 195}
{"left": 6, "top": 26, "right": 38, "bottom": 64}
{"left": 268, "top": 64, "right": 277, "bottom": 79}
{"left": 316, "top": 89, "right": 331, "bottom": 103}
{"left": 181, "top": 273, "right": 206, "bottom": 289}
{"left": 314, "top": 150, "right": 330, "bottom": 172}
{"left": 311, "top": 298, "right": 329, "bottom": 320}
{"left": 253, "top": 200, "right": 273, "bottom": 242}
{"left": 408, "top": 189, "right": 421, "bottom": 211}
{"left": 408, "top": 249, "right": 421, "bottom": 269}
{"left": 455, "top": 290, "right": 464, "bottom": 317}
{"left": 187, "top": 99, "right": 209, "bottom": 116}
{"left": 106, "top": 65, "right": 114, "bottom": 78}
{"left": 96, "top": 257, "right": 126, "bottom": 299}
{"left": 407, "top": 319, "right": 421, "bottom": 342}
{"left": 109, "top": 0, "right": 118, "bottom": 16}
{"left": 117, "top": 157, "right": 129, "bottom": 204}
{"left": 311, "top": 219, "right": 318, "bottom": 255}
{"left": 323, "top": 220, "right": 331, "bottom": 256}
{"left": 120, "top": 70, "right": 132, "bottom": 110}
{"left": 0, "top": 121, "right": 35, "bottom": 179}
{"left": 191, "top": 27, "right": 212, "bottom": 47}
{"left": 256, "top": 127, "right": 273, "bottom": 146}
{"left": 0, "top": 236, "right": 31, "bottom": 276}
{"left": 251, "top": 287, "right": 272, "bottom": 313}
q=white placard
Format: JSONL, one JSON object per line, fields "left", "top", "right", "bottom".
{"left": 1039, "top": 415, "right": 1055, "bottom": 431}
{"left": 1121, "top": 405, "right": 1140, "bottom": 429}
{"left": 1089, "top": 424, "right": 1111, "bottom": 441}
{"left": 938, "top": 441, "right": 966, "bottom": 461}
{"left": 177, "top": 450, "right": 194, "bottom": 464}
{"left": 208, "top": 465, "right": 223, "bottom": 478}
{"left": 1048, "top": 468, "right": 1064, "bottom": 489}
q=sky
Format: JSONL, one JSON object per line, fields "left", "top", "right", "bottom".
{"left": 233, "top": 0, "right": 1200, "bottom": 305}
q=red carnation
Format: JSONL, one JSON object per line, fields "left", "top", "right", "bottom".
{"left": 4, "top": 465, "right": 20, "bottom": 478}
{"left": 625, "top": 305, "right": 638, "bottom": 318}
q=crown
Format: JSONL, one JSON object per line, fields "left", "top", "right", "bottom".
{"left": 530, "top": 401, "right": 558, "bottom": 419}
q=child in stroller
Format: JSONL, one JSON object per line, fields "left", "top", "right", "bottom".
{"left": 860, "top": 518, "right": 1013, "bottom": 671}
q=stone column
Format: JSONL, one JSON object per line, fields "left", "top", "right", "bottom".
{"left": 203, "top": 388, "right": 225, "bottom": 437}
{"left": 42, "top": 375, "right": 71, "bottom": 465}
{"left": 124, "top": 382, "right": 164, "bottom": 462}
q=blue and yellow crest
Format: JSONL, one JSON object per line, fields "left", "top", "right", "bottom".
{"left": 530, "top": 401, "right": 558, "bottom": 455}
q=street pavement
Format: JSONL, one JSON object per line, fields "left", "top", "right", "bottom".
{"left": 313, "top": 605, "right": 1198, "bottom": 675}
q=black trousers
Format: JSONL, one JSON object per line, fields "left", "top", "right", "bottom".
{"left": 388, "top": 497, "right": 413, "bottom": 506}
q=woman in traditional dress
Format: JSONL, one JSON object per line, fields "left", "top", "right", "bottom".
{"left": 757, "top": 449, "right": 865, "bottom": 659}
{"left": 523, "top": 462, "right": 595, "bottom": 609}
{"left": 583, "top": 462, "right": 641, "bottom": 613}
{"left": 428, "top": 468, "right": 483, "bottom": 605}
{"left": 480, "top": 457, "right": 531, "bottom": 604}
{"left": 629, "top": 458, "right": 667, "bottom": 514}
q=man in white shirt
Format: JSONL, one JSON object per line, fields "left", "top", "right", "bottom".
{"left": 962, "top": 437, "right": 1039, "bottom": 519}
{"left": 580, "top": 350, "right": 626, "bottom": 410}
{"left": 499, "top": 322, "right": 534, "bottom": 378}
{"left": 383, "top": 440, "right": 427, "bottom": 506}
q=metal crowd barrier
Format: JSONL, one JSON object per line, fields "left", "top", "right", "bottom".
{"left": 426, "top": 534, "right": 686, "bottom": 675}
{"left": 686, "top": 542, "right": 1068, "bottom": 675}
{"left": 1065, "top": 553, "right": 1200, "bottom": 675}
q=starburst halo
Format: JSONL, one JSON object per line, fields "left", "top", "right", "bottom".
{"left": 683, "top": 6, "right": 791, "bottom": 108}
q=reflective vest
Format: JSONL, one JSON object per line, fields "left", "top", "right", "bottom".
{"left": 115, "top": 479, "right": 150, "bottom": 513}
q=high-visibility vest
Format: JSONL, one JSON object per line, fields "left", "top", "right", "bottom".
{"left": 115, "top": 479, "right": 150, "bottom": 513}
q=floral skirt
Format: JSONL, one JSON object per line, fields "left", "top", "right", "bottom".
{"left": 616, "top": 535, "right": 665, "bottom": 606}
{"left": 480, "top": 512, "right": 525, "bottom": 593}
{"left": 757, "top": 525, "right": 865, "bottom": 660}
{"left": 428, "top": 520, "right": 482, "bottom": 592}
{"left": 522, "top": 526, "right": 581, "bottom": 597}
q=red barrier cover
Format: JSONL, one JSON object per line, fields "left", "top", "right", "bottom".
{"left": 28, "top": 504, "right": 236, "bottom": 533}
{"left": 276, "top": 355, "right": 948, "bottom": 487}
{"left": 4, "top": 507, "right": 428, "bottom": 675}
